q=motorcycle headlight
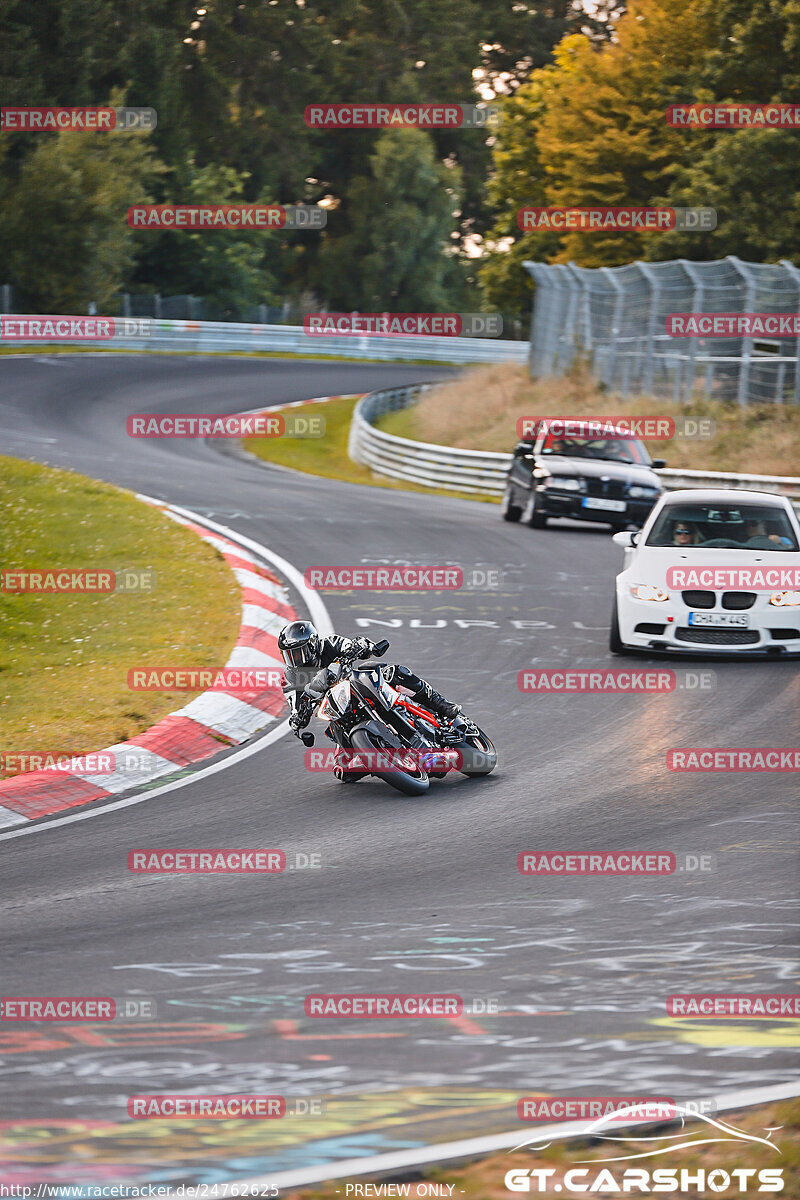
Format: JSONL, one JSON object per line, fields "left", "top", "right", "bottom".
{"left": 628, "top": 486, "right": 660, "bottom": 500}
{"left": 316, "top": 680, "right": 351, "bottom": 719}
{"left": 544, "top": 476, "right": 585, "bottom": 492}
{"left": 630, "top": 583, "right": 670, "bottom": 602}
{"left": 770, "top": 590, "right": 800, "bottom": 607}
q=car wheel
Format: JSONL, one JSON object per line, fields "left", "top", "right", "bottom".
{"left": 501, "top": 484, "right": 522, "bottom": 523}
{"left": 609, "top": 598, "right": 627, "bottom": 655}
{"left": 524, "top": 491, "right": 547, "bottom": 529}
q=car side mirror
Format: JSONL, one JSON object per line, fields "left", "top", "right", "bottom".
{"left": 513, "top": 443, "right": 531, "bottom": 458}
{"left": 652, "top": 459, "right": 666, "bottom": 469}
{"left": 613, "top": 530, "right": 638, "bottom": 548}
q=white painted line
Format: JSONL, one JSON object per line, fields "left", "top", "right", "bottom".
{"left": 233, "top": 567, "right": 290, "bottom": 603}
{"left": 178, "top": 692, "right": 276, "bottom": 741}
{"left": 225, "top": 645, "right": 283, "bottom": 671}
{"left": 0, "top": 805, "right": 28, "bottom": 829}
{"left": 240, "top": 605, "right": 287, "bottom": 637}
{"left": 0, "top": 506, "right": 333, "bottom": 843}
{"left": 244, "top": 1080, "right": 800, "bottom": 1193}
{"left": 77, "top": 745, "right": 180, "bottom": 794}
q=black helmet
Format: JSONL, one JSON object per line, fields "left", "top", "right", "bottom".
{"left": 278, "top": 620, "right": 321, "bottom": 668}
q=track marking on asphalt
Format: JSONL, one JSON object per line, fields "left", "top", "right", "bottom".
{"left": 0, "top": 502, "right": 333, "bottom": 844}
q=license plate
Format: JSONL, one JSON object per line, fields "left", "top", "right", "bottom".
{"left": 582, "top": 496, "right": 627, "bottom": 512}
{"left": 688, "top": 612, "right": 749, "bottom": 628}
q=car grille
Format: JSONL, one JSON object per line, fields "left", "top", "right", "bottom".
{"left": 635, "top": 623, "right": 667, "bottom": 634}
{"left": 722, "top": 591, "right": 757, "bottom": 610}
{"left": 682, "top": 590, "right": 715, "bottom": 608}
{"left": 676, "top": 627, "right": 760, "bottom": 646}
{"left": 585, "top": 477, "right": 627, "bottom": 500}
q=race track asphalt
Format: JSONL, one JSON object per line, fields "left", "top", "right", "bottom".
{"left": 1, "top": 354, "right": 798, "bottom": 1185}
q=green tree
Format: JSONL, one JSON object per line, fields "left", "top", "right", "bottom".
{"left": 317, "top": 127, "right": 462, "bottom": 311}
{"left": 1, "top": 120, "right": 164, "bottom": 312}
{"left": 131, "top": 159, "right": 278, "bottom": 313}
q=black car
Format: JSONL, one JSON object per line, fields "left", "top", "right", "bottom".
{"left": 502, "top": 420, "right": 665, "bottom": 530}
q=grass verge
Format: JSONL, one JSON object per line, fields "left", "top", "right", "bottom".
{"left": 0, "top": 456, "right": 241, "bottom": 776}
{"left": 242, "top": 394, "right": 494, "bottom": 502}
{"left": 377, "top": 363, "right": 800, "bottom": 477}
{"left": 287, "top": 1098, "right": 800, "bottom": 1200}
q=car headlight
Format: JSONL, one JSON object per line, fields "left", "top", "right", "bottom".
{"left": 628, "top": 486, "right": 660, "bottom": 500}
{"left": 770, "top": 590, "right": 800, "bottom": 607}
{"left": 630, "top": 584, "right": 670, "bottom": 602}
{"left": 544, "top": 477, "right": 585, "bottom": 492}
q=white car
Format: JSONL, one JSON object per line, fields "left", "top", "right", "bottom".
{"left": 610, "top": 489, "right": 800, "bottom": 656}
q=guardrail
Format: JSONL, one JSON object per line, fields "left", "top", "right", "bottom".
{"left": 1, "top": 317, "right": 529, "bottom": 365}
{"left": 348, "top": 384, "right": 800, "bottom": 509}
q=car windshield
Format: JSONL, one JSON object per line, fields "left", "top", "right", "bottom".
{"left": 540, "top": 432, "right": 650, "bottom": 466}
{"left": 646, "top": 503, "right": 799, "bottom": 550}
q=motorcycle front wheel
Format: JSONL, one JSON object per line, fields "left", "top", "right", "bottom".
{"left": 454, "top": 726, "right": 497, "bottom": 776}
{"left": 349, "top": 728, "right": 430, "bottom": 796}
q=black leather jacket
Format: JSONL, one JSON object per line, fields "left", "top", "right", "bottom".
{"left": 284, "top": 636, "right": 376, "bottom": 723}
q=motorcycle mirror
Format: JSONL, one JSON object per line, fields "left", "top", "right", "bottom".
{"left": 301, "top": 731, "right": 315, "bottom": 747}
{"left": 372, "top": 639, "right": 390, "bottom": 657}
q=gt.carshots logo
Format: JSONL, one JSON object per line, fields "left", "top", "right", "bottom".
{"left": 517, "top": 207, "right": 716, "bottom": 231}
{"left": 505, "top": 1105, "right": 784, "bottom": 1193}
{"left": 305, "top": 994, "right": 461, "bottom": 1017}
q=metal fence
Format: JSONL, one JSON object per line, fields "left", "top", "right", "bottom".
{"left": 349, "top": 384, "right": 800, "bottom": 507}
{"left": 524, "top": 256, "right": 800, "bottom": 405}
{"left": 0, "top": 314, "right": 529, "bottom": 365}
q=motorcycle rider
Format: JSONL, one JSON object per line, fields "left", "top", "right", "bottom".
{"left": 277, "top": 620, "right": 463, "bottom": 738}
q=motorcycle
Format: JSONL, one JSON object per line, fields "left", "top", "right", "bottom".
{"left": 287, "top": 639, "right": 497, "bottom": 796}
